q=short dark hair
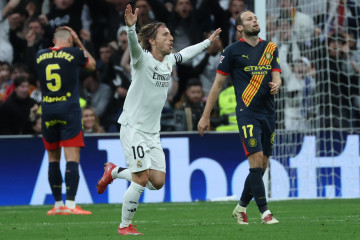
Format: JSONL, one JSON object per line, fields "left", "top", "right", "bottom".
{"left": 186, "top": 78, "right": 202, "bottom": 89}
{"left": 11, "top": 62, "right": 29, "bottom": 74}
{"left": 0, "top": 61, "right": 10, "bottom": 68}
{"left": 13, "top": 76, "right": 29, "bottom": 88}
{"left": 138, "top": 21, "right": 167, "bottom": 51}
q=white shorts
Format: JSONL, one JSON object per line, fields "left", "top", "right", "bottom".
{"left": 120, "top": 124, "right": 166, "bottom": 173}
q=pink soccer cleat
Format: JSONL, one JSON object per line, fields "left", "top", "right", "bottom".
{"left": 60, "top": 206, "right": 92, "bottom": 215}
{"left": 97, "top": 162, "right": 117, "bottom": 194}
{"left": 118, "top": 224, "right": 143, "bottom": 235}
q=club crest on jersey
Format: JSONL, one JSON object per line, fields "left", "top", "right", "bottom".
{"left": 248, "top": 138, "right": 257, "bottom": 147}
{"left": 219, "top": 55, "right": 225, "bottom": 63}
{"left": 265, "top": 52, "right": 272, "bottom": 60}
{"left": 137, "top": 160, "right": 142, "bottom": 168}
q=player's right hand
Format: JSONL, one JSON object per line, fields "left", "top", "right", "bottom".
{"left": 197, "top": 116, "right": 210, "bottom": 137}
{"left": 124, "top": 4, "right": 139, "bottom": 27}
{"left": 59, "top": 26, "right": 81, "bottom": 46}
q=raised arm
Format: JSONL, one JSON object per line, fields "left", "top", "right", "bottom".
{"left": 197, "top": 72, "right": 227, "bottom": 136}
{"left": 61, "top": 26, "right": 96, "bottom": 72}
{"left": 176, "top": 28, "right": 222, "bottom": 63}
{"left": 124, "top": 4, "right": 142, "bottom": 65}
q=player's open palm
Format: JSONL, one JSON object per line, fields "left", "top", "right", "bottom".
{"left": 197, "top": 116, "right": 210, "bottom": 137}
{"left": 124, "top": 4, "right": 139, "bottom": 27}
{"left": 208, "top": 28, "right": 222, "bottom": 44}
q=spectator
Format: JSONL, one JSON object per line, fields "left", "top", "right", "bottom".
{"left": 104, "top": 26, "right": 131, "bottom": 132}
{"left": 134, "top": 0, "right": 154, "bottom": 31}
{"left": 174, "top": 78, "right": 205, "bottom": 131}
{"left": 283, "top": 57, "right": 316, "bottom": 131}
{"left": 215, "top": 83, "right": 238, "bottom": 131}
{"left": 3, "top": 62, "right": 32, "bottom": 102}
{"left": 209, "top": 0, "right": 247, "bottom": 46}
{"left": 316, "top": 33, "right": 352, "bottom": 128}
{"left": 0, "top": 76, "right": 36, "bottom": 135}
{"left": 272, "top": 17, "right": 302, "bottom": 77}
{"left": 82, "top": 106, "right": 105, "bottom": 133}
{"left": 192, "top": 32, "right": 224, "bottom": 97}
{"left": 8, "top": 8, "right": 29, "bottom": 63}
{"left": 146, "top": 0, "right": 213, "bottom": 101}
{"left": 24, "top": 18, "right": 52, "bottom": 77}
{"left": 0, "top": 0, "right": 15, "bottom": 64}
{"left": 97, "top": 43, "right": 116, "bottom": 86}
{"left": 0, "top": 61, "right": 12, "bottom": 103}
{"left": 81, "top": 71, "right": 112, "bottom": 119}
{"left": 278, "top": 0, "right": 315, "bottom": 47}
{"left": 38, "top": 0, "right": 84, "bottom": 35}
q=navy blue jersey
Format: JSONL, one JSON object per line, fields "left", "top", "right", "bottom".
{"left": 217, "top": 38, "right": 281, "bottom": 117}
{"left": 36, "top": 47, "right": 89, "bottom": 114}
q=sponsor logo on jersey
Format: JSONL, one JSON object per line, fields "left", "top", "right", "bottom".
{"left": 243, "top": 65, "right": 271, "bottom": 75}
{"left": 242, "top": 55, "right": 249, "bottom": 59}
{"left": 44, "top": 119, "right": 67, "bottom": 128}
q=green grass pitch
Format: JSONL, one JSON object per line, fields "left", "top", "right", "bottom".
{"left": 1, "top": 199, "right": 359, "bottom": 240}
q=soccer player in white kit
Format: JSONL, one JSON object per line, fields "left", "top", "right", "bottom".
{"left": 96, "top": 4, "right": 222, "bottom": 235}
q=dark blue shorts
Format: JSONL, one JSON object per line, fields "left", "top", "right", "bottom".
{"left": 42, "top": 110, "right": 83, "bottom": 146}
{"left": 236, "top": 114, "right": 275, "bottom": 157}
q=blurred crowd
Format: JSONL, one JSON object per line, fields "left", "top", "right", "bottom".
{"left": 0, "top": 0, "right": 359, "bottom": 136}
{"left": 267, "top": 0, "right": 360, "bottom": 130}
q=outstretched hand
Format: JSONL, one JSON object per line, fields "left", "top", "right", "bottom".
{"left": 208, "top": 28, "right": 222, "bottom": 44}
{"left": 124, "top": 4, "right": 139, "bottom": 27}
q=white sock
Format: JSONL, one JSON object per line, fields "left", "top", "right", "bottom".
{"left": 65, "top": 200, "right": 76, "bottom": 209}
{"left": 262, "top": 210, "right": 271, "bottom": 219}
{"left": 112, "top": 168, "right": 158, "bottom": 190}
{"left": 235, "top": 204, "right": 247, "bottom": 213}
{"left": 146, "top": 181, "right": 157, "bottom": 190}
{"left": 112, "top": 168, "right": 132, "bottom": 182}
{"left": 120, "top": 182, "right": 145, "bottom": 228}
{"left": 54, "top": 201, "right": 64, "bottom": 208}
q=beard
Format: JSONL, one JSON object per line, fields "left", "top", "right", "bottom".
{"left": 244, "top": 29, "right": 260, "bottom": 37}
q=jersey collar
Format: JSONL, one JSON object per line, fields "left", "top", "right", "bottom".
{"left": 49, "top": 46, "right": 66, "bottom": 51}
{"left": 240, "top": 37, "right": 263, "bottom": 42}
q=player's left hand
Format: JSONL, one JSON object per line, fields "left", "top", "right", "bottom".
{"left": 208, "top": 28, "right": 222, "bottom": 44}
{"left": 269, "top": 81, "right": 281, "bottom": 95}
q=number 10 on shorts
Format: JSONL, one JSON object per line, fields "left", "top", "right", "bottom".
{"left": 132, "top": 146, "right": 145, "bottom": 159}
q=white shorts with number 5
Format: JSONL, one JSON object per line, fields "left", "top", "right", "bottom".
{"left": 120, "top": 124, "right": 166, "bottom": 173}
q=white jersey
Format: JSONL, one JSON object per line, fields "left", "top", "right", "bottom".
{"left": 118, "top": 24, "right": 210, "bottom": 133}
